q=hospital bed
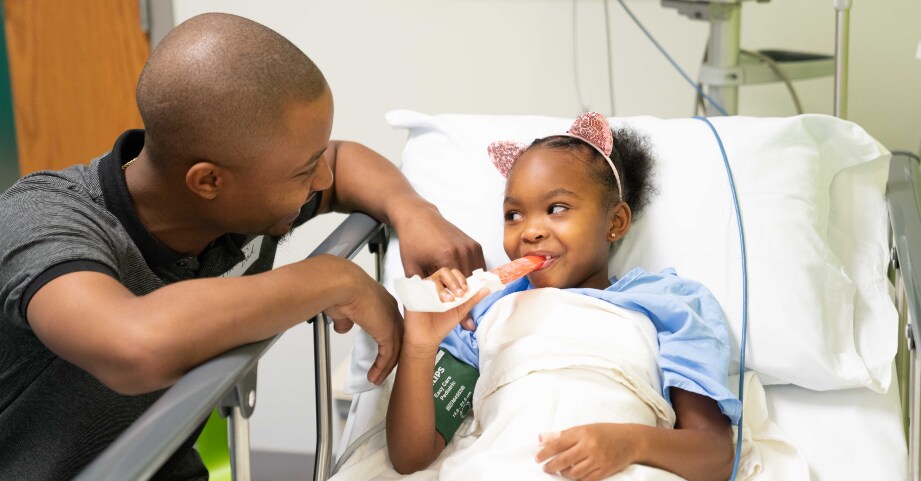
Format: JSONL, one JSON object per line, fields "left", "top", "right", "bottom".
{"left": 76, "top": 112, "right": 918, "bottom": 481}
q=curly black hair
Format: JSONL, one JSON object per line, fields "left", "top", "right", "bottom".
{"left": 524, "top": 126, "right": 657, "bottom": 217}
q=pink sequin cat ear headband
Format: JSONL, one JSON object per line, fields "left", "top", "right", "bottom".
{"left": 487, "top": 112, "right": 624, "bottom": 202}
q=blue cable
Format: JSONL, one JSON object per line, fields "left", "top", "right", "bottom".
{"left": 694, "top": 116, "right": 748, "bottom": 481}
{"left": 614, "top": 0, "right": 730, "bottom": 117}
{"left": 612, "top": 0, "right": 747, "bottom": 475}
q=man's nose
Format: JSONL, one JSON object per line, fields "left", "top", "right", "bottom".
{"left": 312, "top": 157, "right": 334, "bottom": 192}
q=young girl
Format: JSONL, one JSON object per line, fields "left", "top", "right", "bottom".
{"left": 386, "top": 113, "right": 740, "bottom": 481}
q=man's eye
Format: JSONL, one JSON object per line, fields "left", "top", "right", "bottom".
{"left": 504, "top": 211, "right": 522, "bottom": 222}
{"left": 548, "top": 204, "right": 568, "bottom": 215}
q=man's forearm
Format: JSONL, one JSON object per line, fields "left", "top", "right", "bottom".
{"left": 326, "top": 141, "right": 433, "bottom": 227}
{"left": 30, "top": 255, "right": 362, "bottom": 395}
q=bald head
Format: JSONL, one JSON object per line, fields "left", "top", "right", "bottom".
{"left": 137, "top": 13, "right": 329, "bottom": 168}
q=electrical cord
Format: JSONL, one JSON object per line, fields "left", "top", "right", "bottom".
{"left": 603, "top": 0, "right": 616, "bottom": 116}
{"left": 740, "top": 50, "right": 804, "bottom": 114}
{"left": 572, "top": 0, "right": 618, "bottom": 116}
{"left": 572, "top": 0, "right": 590, "bottom": 112}
{"left": 615, "top": 0, "right": 729, "bottom": 116}
{"left": 695, "top": 116, "right": 748, "bottom": 481}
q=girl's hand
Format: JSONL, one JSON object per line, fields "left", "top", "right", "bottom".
{"left": 429, "top": 267, "right": 479, "bottom": 332}
{"left": 430, "top": 267, "right": 469, "bottom": 303}
{"left": 535, "top": 423, "right": 640, "bottom": 481}
{"left": 403, "top": 270, "right": 488, "bottom": 352}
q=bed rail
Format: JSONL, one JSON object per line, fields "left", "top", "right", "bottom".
{"left": 74, "top": 212, "right": 385, "bottom": 481}
{"left": 887, "top": 152, "right": 921, "bottom": 481}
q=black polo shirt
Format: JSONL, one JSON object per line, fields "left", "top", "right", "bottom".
{"left": 0, "top": 130, "right": 320, "bottom": 480}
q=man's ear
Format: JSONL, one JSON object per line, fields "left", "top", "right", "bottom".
{"left": 185, "top": 162, "right": 224, "bottom": 200}
{"left": 607, "top": 201, "right": 632, "bottom": 243}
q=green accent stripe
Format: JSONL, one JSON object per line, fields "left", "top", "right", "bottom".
{"left": 0, "top": 7, "right": 20, "bottom": 191}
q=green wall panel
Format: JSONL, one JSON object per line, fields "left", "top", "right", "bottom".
{"left": 0, "top": 7, "right": 19, "bottom": 192}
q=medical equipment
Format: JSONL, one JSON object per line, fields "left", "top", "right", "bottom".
{"left": 647, "top": 0, "right": 838, "bottom": 116}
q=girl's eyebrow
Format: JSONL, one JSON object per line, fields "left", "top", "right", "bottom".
{"left": 504, "top": 188, "right": 581, "bottom": 205}
{"left": 540, "top": 188, "right": 581, "bottom": 201}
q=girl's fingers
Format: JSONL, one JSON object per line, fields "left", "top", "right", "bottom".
{"left": 562, "top": 457, "right": 595, "bottom": 480}
{"left": 535, "top": 431, "right": 575, "bottom": 463}
{"left": 450, "top": 268, "right": 468, "bottom": 295}
{"left": 460, "top": 316, "right": 476, "bottom": 331}
{"left": 542, "top": 446, "right": 584, "bottom": 475}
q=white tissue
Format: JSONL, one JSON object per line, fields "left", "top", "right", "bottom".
{"left": 394, "top": 269, "right": 504, "bottom": 312}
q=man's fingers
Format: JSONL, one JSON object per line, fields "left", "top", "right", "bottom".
{"left": 467, "top": 242, "right": 486, "bottom": 273}
{"left": 331, "top": 317, "right": 354, "bottom": 334}
{"left": 368, "top": 341, "right": 398, "bottom": 385}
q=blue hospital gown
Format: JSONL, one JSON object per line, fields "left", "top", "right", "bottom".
{"left": 439, "top": 267, "right": 742, "bottom": 425}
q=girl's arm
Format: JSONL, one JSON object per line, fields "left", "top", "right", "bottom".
{"left": 535, "top": 388, "right": 734, "bottom": 481}
{"left": 386, "top": 268, "right": 488, "bottom": 474}
{"left": 386, "top": 342, "right": 448, "bottom": 473}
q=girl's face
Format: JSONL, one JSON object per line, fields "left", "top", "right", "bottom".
{"left": 503, "top": 147, "right": 630, "bottom": 290}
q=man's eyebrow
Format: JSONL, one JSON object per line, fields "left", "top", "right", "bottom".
{"left": 300, "top": 147, "right": 328, "bottom": 170}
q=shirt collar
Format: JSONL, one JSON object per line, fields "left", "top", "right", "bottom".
{"left": 98, "top": 129, "right": 188, "bottom": 268}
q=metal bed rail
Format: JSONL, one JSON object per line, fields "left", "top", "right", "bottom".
{"left": 887, "top": 152, "right": 921, "bottom": 481}
{"left": 75, "top": 212, "right": 384, "bottom": 481}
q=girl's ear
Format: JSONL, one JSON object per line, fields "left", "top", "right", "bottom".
{"left": 607, "top": 201, "right": 632, "bottom": 243}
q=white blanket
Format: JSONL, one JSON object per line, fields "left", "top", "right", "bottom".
{"left": 331, "top": 290, "right": 807, "bottom": 480}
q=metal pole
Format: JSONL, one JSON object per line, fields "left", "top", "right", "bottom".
{"left": 228, "top": 408, "right": 252, "bottom": 481}
{"left": 705, "top": 3, "right": 741, "bottom": 116}
{"left": 833, "top": 0, "right": 852, "bottom": 119}
{"left": 314, "top": 314, "right": 334, "bottom": 481}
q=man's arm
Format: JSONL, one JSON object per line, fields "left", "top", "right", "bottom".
{"left": 27, "top": 254, "right": 401, "bottom": 395}
{"left": 319, "top": 141, "right": 485, "bottom": 276}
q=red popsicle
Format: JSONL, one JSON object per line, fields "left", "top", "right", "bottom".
{"left": 488, "top": 255, "right": 546, "bottom": 284}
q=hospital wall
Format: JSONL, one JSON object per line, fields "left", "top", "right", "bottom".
{"left": 173, "top": 0, "right": 921, "bottom": 457}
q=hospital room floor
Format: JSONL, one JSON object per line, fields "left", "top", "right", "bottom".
{"left": 251, "top": 451, "right": 314, "bottom": 481}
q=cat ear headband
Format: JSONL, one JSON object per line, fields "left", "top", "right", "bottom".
{"left": 487, "top": 111, "right": 623, "bottom": 202}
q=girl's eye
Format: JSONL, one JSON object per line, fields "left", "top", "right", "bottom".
{"left": 548, "top": 204, "right": 568, "bottom": 215}
{"left": 504, "top": 211, "right": 522, "bottom": 222}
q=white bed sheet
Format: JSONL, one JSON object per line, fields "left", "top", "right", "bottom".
{"left": 763, "top": 382, "right": 907, "bottom": 481}
{"left": 335, "top": 380, "right": 907, "bottom": 480}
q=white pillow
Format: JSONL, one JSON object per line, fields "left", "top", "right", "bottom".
{"left": 345, "top": 110, "right": 896, "bottom": 394}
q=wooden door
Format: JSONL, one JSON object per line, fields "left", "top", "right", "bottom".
{"left": 3, "top": 0, "right": 149, "bottom": 174}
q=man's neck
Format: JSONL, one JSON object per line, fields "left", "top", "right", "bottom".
{"left": 124, "top": 150, "right": 221, "bottom": 256}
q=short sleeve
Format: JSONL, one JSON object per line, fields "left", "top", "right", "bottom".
{"left": 0, "top": 178, "right": 121, "bottom": 330}
{"left": 580, "top": 268, "right": 742, "bottom": 424}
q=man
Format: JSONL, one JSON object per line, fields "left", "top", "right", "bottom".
{"left": 0, "top": 13, "right": 483, "bottom": 480}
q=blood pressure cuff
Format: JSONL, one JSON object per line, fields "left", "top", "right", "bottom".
{"left": 432, "top": 348, "right": 478, "bottom": 443}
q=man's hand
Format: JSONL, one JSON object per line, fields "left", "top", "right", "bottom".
{"left": 536, "top": 424, "right": 641, "bottom": 481}
{"left": 324, "top": 262, "right": 404, "bottom": 385}
{"left": 393, "top": 203, "right": 485, "bottom": 278}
